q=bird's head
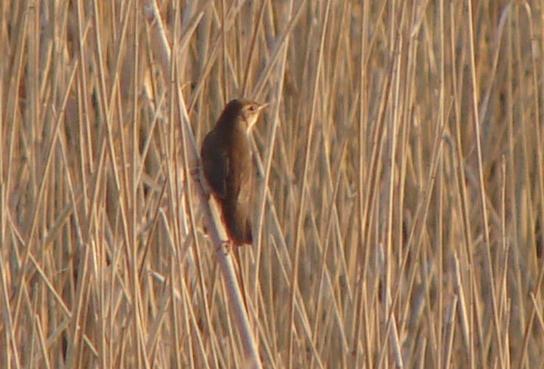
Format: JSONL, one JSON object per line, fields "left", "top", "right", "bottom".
{"left": 221, "top": 99, "right": 268, "bottom": 133}
{"left": 239, "top": 100, "right": 268, "bottom": 132}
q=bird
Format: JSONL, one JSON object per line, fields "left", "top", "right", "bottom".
{"left": 200, "top": 98, "right": 268, "bottom": 246}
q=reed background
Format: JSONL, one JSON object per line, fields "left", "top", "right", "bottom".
{"left": 1, "top": 0, "right": 544, "bottom": 368}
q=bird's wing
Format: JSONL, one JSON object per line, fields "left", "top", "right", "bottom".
{"left": 201, "top": 130, "right": 228, "bottom": 199}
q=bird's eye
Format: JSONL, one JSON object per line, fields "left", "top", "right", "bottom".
{"left": 248, "top": 105, "right": 257, "bottom": 112}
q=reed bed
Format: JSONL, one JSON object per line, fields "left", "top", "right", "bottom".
{"left": 1, "top": 1, "right": 543, "bottom": 368}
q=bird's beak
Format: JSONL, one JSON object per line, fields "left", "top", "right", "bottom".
{"left": 258, "top": 102, "right": 269, "bottom": 111}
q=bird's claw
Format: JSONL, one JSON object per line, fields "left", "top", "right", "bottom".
{"left": 189, "top": 165, "right": 201, "bottom": 179}
{"left": 215, "top": 240, "right": 232, "bottom": 255}
{"left": 221, "top": 240, "right": 233, "bottom": 255}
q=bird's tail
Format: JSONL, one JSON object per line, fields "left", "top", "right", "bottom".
{"left": 223, "top": 202, "right": 253, "bottom": 246}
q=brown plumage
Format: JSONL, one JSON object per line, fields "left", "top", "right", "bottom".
{"left": 200, "top": 99, "right": 267, "bottom": 246}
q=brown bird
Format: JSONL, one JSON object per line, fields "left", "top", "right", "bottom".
{"left": 200, "top": 99, "right": 268, "bottom": 246}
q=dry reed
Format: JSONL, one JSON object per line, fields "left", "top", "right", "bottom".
{"left": 1, "top": 1, "right": 543, "bottom": 368}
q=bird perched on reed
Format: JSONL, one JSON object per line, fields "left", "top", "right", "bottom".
{"left": 200, "top": 98, "right": 268, "bottom": 246}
